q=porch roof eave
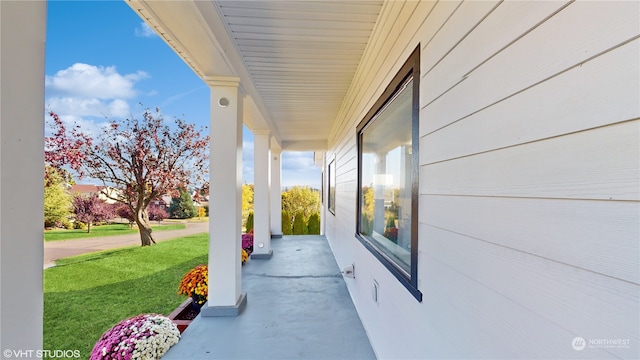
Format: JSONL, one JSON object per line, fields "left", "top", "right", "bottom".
{"left": 124, "top": 0, "right": 385, "bottom": 153}
{"left": 126, "top": 0, "right": 282, "bottom": 144}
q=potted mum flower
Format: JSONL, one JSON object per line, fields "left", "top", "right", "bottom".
{"left": 242, "top": 231, "right": 254, "bottom": 254}
{"left": 242, "top": 248, "right": 249, "bottom": 264}
{"left": 178, "top": 250, "right": 249, "bottom": 310}
{"left": 178, "top": 264, "right": 208, "bottom": 309}
{"left": 90, "top": 314, "right": 180, "bottom": 360}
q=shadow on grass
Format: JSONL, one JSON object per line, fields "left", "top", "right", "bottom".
{"left": 44, "top": 255, "right": 207, "bottom": 359}
{"left": 54, "top": 247, "right": 140, "bottom": 267}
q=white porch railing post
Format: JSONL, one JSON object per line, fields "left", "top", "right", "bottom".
{"left": 251, "top": 131, "right": 273, "bottom": 258}
{"left": 270, "top": 143, "right": 283, "bottom": 237}
{"left": 202, "top": 76, "right": 246, "bottom": 316}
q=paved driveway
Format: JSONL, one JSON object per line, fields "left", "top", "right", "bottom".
{"left": 44, "top": 221, "right": 209, "bottom": 268}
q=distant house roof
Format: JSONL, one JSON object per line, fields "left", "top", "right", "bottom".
{"left": 68, "top": 184, "right": 103, "bottom": 195}
{"left": 161, "top": 195, "right": 172, "bottom": 205}
{"left": 68, "top": 184, "right": 119, "bottom": 204}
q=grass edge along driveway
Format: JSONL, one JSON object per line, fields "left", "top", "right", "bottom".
{"left": 43, "top": 233, "right": 208, "bottom": 359}
{"left": 44, "top": 223, "right": 187, "bottom": 242}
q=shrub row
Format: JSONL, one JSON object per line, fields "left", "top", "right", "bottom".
{"left": 244, "top": 210, "right": 321, "bottom": 235}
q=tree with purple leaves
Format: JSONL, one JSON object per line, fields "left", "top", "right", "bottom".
{"left": 115, "top": 204, "right": 135, "bottom": 228}
{"left": 148, "top": 205, "right": 169, "bottom": 223}
{"left": 72, "top": 194, "right": 115, "bottom": 233}
{"left": 46, "top": 108, "right": 209, "bottom": 246}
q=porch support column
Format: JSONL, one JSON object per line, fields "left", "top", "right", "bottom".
{"left": 1, "top": 0, "right": 46, "bottom": 350}
{"left": 251, "top": 130, "right": 273, "bottom": 259}
{"left": 270, "top": 143, "right": 282, "bottom": 238}
{"left": 202, "top": 76, "right": 247, "bottom": 316}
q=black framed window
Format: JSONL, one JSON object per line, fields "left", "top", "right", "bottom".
{"left": 328, "top": 159, "right": 336, "bottom": 215}
{"left": 356, "top": 46, "right": 421, "bottom": 301}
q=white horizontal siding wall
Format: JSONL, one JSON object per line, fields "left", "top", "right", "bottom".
{"left": 325, "top": 1, "right": 640, "bottom": 359}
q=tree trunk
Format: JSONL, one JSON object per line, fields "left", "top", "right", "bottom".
{"left": 87, "top": 222, "right": 91, "bottom": 233}
{"left": 135, "top": 207, "right": 155, "bottom": 246}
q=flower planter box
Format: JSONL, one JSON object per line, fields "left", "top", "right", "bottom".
{"left": 168, "top": 298, "right": 199, "bottom": 333}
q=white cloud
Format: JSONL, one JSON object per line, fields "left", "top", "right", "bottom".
{"left": 282, "top": 152, "right": 315, "bottom": 171}
{"left": 282, "top": 152, "right": 321, "bottom": 188}
{"left": 45, "top": 112, "right": 108, "bottom": 138}
{"left": 237, "top": 140, "right": 322, "bottom": 187}
{"left": 242, "top": 140, "right": 255, "bottom": 183}
{"left": 242, "top": 140, "right": 255, "bottom": 162}
{"left": 108, "top": 99, "right": 130, "bottom": 117}
{"left": 134, "top": 22, "right": 157, "bottom": 38}
{"left": 46, "top": 63, "right": 148, "bottom": 99}
{"left": 47, "top": 97, "right": 130, "bottom": 118}
{"left": 45, "top": 63, "right": 148, "bottom": 140}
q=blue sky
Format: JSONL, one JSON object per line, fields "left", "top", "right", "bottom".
{"left": 45, "top": 1, "right": 321, "bottom": 189}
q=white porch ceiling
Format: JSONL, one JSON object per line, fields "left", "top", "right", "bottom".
{"left": 126, "top": 0, "right": 384, "bottom": 151}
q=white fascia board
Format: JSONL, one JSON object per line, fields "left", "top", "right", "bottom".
{"left": 125, "top": 0, "right": 235, "bottom": 77}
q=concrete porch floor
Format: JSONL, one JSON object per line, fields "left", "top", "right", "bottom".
{"left": 162, "top": 235, "right": 376, "bottom": 359}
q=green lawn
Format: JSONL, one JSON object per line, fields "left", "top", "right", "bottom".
{"left": 43, "top": 234, "right": 208, "bottom": 359}
{"left": 44, "top": 223, "right": 186, "bottom": 242}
